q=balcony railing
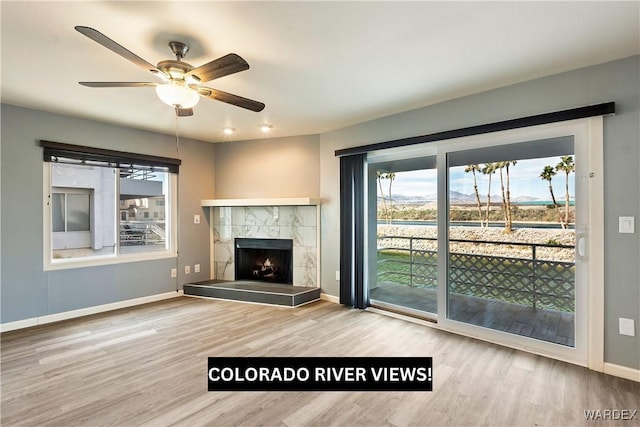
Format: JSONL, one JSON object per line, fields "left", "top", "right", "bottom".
{"left": 377, "top": 235, "right": 575, "bottom": 312}
{"left": 120, "top": 222, "right": 165, "bottom": 246}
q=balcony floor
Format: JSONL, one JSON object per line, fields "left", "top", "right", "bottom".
{"left": 370, "top": 281, "right": 574, "bottom": 347}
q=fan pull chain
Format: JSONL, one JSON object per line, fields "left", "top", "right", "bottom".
{"left": 174, "top": 107, "right": 180, "bottom": 152}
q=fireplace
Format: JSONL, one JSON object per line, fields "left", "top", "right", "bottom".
{"left": 235, "top": 238, "right": 293, "bottom": 285}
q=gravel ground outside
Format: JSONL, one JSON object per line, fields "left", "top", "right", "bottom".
{"left": 378, "top": 224, "right": 575, "bottom": 262}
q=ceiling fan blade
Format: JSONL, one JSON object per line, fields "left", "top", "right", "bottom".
{"left": 176, "top": 108, "right": 194, "bottom": 117}
{"left": 185, "top": 53, "right": 250, "bottom": 83}
{"left": 79, "top": 82, "right": 158, "bottom": 88}
{"left": 75, "top": 26, "right": 164, "bottom": 77}
{"left": 193, "top": 86, "right": 265, "bottom": 112}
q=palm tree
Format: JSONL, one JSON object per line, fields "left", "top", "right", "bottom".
{"left": 481, "top": 163, "right": 496, "bottom": 226}
{"left": 495, "top": 160, "right": 518, "bottom": 233}
{"left": 504, "top": 160, "right": 517, "bottom": 232}
{"left": 376, "top": 171, "right": 388, "bottom": 221}
{"left": 556, "top": 156, "right": 575, "bottom": 227}
{"left": 540, "top": 165, "right": 565, "bottom": 229}
{"left": 465, "top": 164, "right": 484, "bottom": 227}
{"left": 495, "top": 162, "right": 509, "bottom": 232}
{"left": 385, "top": 172, "right": 396, "bottom": 223}
{"left": 494, "top": 160, "right": 517, "bottom": 233}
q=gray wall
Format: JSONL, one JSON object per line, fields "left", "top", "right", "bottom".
{"left": 319, "top": 56, "right": 640, "bottom": 370}
{"left": 1, "top": 105, "right": 215, "bottom": 323}
{"left": 2, "top": 56, "right": 638, "bottom": 371}
{"left": 214, "top": 134, "right": 320, "bottom": 198}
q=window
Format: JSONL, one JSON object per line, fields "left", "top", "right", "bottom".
{"left": 42, "top": 141, "right": 180, "bottom": 269}
{"left": 52, "top": 190, "right": 91, "bottom": 232}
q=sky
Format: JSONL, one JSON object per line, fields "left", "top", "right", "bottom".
{"left": 378, "top": 156, "right": 576, "bottom": 201}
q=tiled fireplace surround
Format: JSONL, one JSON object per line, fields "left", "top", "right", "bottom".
{"left": 212, "top": 205, "right": 319, "bottom": 287}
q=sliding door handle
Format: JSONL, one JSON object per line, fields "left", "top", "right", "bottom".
{"left": 576, "top": 233, "right": 587, "bottom": 261}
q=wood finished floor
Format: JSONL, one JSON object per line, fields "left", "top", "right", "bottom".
{"left": 1, "top": 297, "right": 638, "bottom": 426}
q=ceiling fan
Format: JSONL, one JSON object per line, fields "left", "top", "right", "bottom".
{"left": 75, "top": 26, "right": 265, "bottom": 117}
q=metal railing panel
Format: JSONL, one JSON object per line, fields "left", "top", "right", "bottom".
{"left": 377, "top": 235, "right": 575, "bottom": 312}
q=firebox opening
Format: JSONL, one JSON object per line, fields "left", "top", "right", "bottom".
{"left": 235, "top": 238, "right": 293, "bottom": 285}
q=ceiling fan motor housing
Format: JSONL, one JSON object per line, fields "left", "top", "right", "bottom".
{"left": 157, "top": 59, "right": 195, "bottom": 81}
{"left": 169, "top": 41, "right": 189, "bottom": 60}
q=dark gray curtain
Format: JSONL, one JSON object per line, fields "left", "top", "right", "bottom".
{"left": 339, "top": 153, "right": 367, "bottom": 309}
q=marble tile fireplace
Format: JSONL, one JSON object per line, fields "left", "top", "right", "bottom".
{"left": 205, "top": 199, "right": 320, "bottom": 287}
{"left": 234, "top": 237, "right": 293, "bottom": 285}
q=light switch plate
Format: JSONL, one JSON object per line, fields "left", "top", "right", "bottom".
{"left": 185, "top": 265, "right": 190, "bottom": 275}
{"left": 194, "top": 214, "right": 200, "bottom": 224}
{"left": 194, "top": 264, "right": 200, "bottom": 273}
{"left": 170, "top": 268, "right": 177, "bottom": 278}
{"left": 619, "top": 318, "right": 635, "bottom": 336}
{"left": 619, "top": 216, "right": 634, "bottom": 233}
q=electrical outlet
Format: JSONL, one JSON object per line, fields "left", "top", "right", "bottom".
{"left": 335, "top": 270, "right": 340, "bottom": 281}
{"left": 619, "top": 318, "right": 635, "bottom": 336}
{"left": 185, "top": 265, "right": 191, "bottom": 275}
{"left": 194, "top": 264, "right": 200, "bottom": 273}
{"left": 170, "top": 268, "right": 177, "bottom": 278}
{"left": 619, "top": 216, "right": 635, "bottom": 233}
{"left": 194, "top": 214, "right": 200, "bottom": 224}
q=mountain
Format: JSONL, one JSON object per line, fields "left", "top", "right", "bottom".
{"left": 381, "top": 192, "right": 545, "bottom": 205}
{"left": 512, "top": 195, "right": 541, "bottom": 202}
{"left": 440, "top": 191, "right": 504, "bottom": 204}
{"left": 384, "top": 194, "right": 436, "bottom": 204}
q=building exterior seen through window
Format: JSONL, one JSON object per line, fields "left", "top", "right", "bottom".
{"left": 48, "top": 161, "right": 173, "bottom": 264}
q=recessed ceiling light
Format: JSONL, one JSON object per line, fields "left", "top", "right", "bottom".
{"left": 223, "top": 127, "right": 235, "bottom": 135}
{"left": 259, "top": 124, "right": 273, "bottom": 133}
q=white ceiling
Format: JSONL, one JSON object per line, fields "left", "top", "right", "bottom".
{"left": 2, "top": 1, "right": 639, "bottom": 143}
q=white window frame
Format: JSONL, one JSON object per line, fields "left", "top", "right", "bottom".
{"left": 367, "top": 117, "right": 604, "bottom": 369}
{"left": 43, "top": 163, "right": 178, "bottom": 270}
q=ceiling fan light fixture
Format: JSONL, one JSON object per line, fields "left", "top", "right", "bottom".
{"left": 223, "top": 127, "right": 235, "bottom": 135}
{"left": 155, "top": 82, "right": 200, "bottom": 109}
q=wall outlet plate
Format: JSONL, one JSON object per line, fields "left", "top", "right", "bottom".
{"left": 619, "top": 318, "right": 635, "bottom": 336}
{"left": 170, "top": 268, "right": 177, "bottom": 278}
{"left": 618, "top": 216, "right": 635, "bottom": 233}
{"left": 194, "top": 264, "right": 200, "bottom": 273}
{"left": 185, "top": 265, "right": 190, "bottom": 275}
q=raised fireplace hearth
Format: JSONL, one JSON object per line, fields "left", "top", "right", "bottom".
{"left": 235, "top": 238, "right": 293, "bottom": 285}
{"left": 183, "top": 280, "right": 320, "bottom": 307}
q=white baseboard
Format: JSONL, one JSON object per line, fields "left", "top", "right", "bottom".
{"left": 320, "top": 293, "right": 339, "bottom": 304}
{"left": 0, "top": 290, "right": 184, "bottom": 333}
{"left": 603, "top": 362, "right": 640, "bottom": 382}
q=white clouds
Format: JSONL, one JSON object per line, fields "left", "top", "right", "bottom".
{"left": 378, "top": 169, "right": 437, "bottom": 198}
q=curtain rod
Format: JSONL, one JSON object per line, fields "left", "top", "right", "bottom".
{"left": 335, "top": 102, "right": 615, "bottom": 157}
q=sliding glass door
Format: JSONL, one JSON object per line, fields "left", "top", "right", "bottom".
{"left": 368, "top": 156, "right": 438, "bottom": 317}
{"left": 446, "top": 139, "right": 577, "bottom": 347}
{"left": 366, "top": 118, "right": 601, "bottom": 366}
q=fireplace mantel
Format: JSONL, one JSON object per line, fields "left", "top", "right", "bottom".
{"left": 201, "top": 198, "right": 321, "bottom": 207}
